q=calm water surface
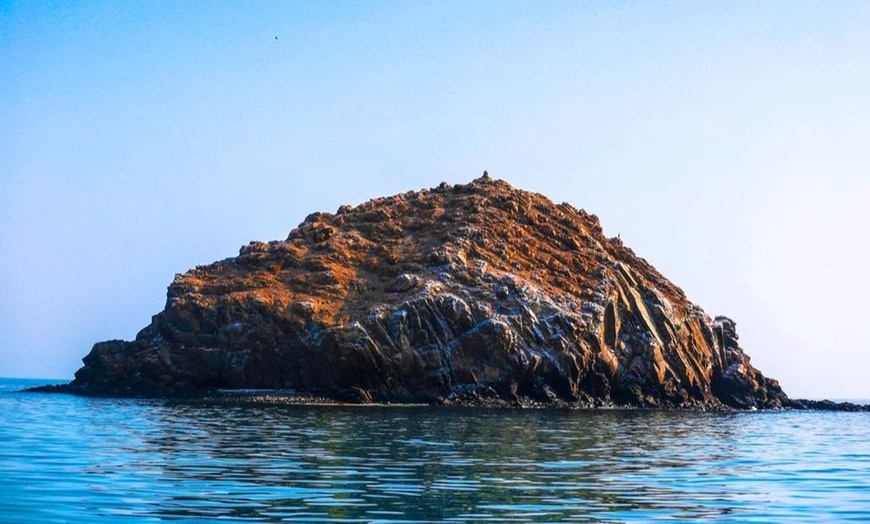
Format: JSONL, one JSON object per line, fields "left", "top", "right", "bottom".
{"left": 1, "top": 378, "right": 868, "bottom": 522}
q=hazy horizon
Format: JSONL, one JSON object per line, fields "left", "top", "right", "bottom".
{"left": 3, "top": 1, "right": 869, "bottom": 399}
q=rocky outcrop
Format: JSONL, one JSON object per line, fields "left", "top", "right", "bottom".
{"left": 59, "top": 175, "right": 797, "bottom": 408}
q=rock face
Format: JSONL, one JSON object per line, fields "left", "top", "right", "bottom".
{"left": 67, "top": 175, "right": 791, "bottom": 408}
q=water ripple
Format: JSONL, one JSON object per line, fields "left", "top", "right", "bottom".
{"left": 1, "top": 380, "right": 869, "bottom": 522}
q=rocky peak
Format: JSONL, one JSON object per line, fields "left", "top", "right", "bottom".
{"left": 68, "top": 175, "right": 791, "bottom": 409}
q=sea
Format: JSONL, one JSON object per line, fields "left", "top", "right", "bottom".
{"left": 1, "top": 378, "right": 868, "bottom": 523}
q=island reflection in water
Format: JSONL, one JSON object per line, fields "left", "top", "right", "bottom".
{"left": 2, "top": 385, "right": 869, "bottom": 522}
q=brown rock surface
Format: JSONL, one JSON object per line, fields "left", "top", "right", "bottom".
{"left": 65, "top": 175, "right": 792, "bottom": 408}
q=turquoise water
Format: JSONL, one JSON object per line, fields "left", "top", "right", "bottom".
{"left": 1, "top": 378, "right": 869, "bottom": 522}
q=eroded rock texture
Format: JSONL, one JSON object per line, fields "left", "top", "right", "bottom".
{"left": 68, "top": 175, "right": 789, "bottom": 408}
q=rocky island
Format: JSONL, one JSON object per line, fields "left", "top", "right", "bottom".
{"left": 37, "top": 175, "right": 863, "bottom": 410}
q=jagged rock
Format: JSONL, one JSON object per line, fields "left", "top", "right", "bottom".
{"left": 56, "top": 176, "right": 805, "bottom": 408}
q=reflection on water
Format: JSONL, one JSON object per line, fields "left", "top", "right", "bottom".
{"left": 1, "top": 380, "right": 869, "bottom": 522}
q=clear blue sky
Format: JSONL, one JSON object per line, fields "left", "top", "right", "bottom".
{"left": 2, "top": 1, "right": 868, "bottom": 399}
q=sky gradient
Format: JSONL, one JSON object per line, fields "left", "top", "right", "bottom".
{"left": 3, "top": 1, "right": 869, "bottom": 399}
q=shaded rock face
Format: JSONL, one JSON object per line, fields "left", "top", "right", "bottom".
{"left": 70, "top": 176, "right": 789, "bottom": 409}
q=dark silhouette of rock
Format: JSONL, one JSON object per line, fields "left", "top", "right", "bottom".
{"left": 36, "top": 176, "right": 863, "bottom": 410}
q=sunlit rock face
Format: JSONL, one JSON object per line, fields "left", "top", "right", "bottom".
{"left": 69, "top": 174, "right": 789, "bottom": 409}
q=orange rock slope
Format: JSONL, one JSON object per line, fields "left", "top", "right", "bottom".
{"left": 69, "top": 174, "right": 789, "bottom": 408}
